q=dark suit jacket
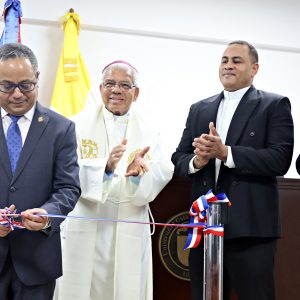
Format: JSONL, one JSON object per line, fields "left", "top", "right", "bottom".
{"left": 0, "top": 102, "right": 81, "bottom": 286}
{"left": 172, "top": 86, "right": 294, "bottom": 239}
{"left": 296, "top": 155, "right": 300, "bottom": 175}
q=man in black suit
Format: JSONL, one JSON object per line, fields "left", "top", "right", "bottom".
{"left": 172, "top": 40, "right": 294, "bottom": 300}
{"left": 296, "top": 155, "right": 300, "bottom": 174}
{"left": 0, "top": 43, "right": 80, "bottom": 299}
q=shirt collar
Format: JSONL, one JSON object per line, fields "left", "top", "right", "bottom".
{"left": 223, "top": 86, "right": 250, "bottom": 100}
{"left": 1, "top": 104, "right": 36, "bottom": 121}
{"left": 103, "top": 106, "right": 130, "bottom": 123}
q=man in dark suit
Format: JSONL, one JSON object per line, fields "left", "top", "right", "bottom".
{"left": 0, "top": 43, "right": 80, "bottom": 299}
{"left": 172, "top": 40, "right": 294, "bottom": 300}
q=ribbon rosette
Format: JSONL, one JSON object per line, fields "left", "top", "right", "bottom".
{"left": 184, "top": 190, "right": 230, "bottom": 250}
{"left": 0, "top": 208, "right": 25, "bottom": 230}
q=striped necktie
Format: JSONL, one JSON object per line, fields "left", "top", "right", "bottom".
{"left": 6, "top": 115, "right": 22, "bottom": 174}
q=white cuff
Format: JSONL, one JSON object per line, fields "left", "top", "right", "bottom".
{"left": 224, "top": 146, "right": 235, "bottom": 168}
{"left": 188, "top": 156, "right": 201, "bottom": 174}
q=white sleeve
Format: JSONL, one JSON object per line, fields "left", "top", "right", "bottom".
{"left": 79, "top": 157, "right": 113, "bottom": 203}
{"left": 224, "top": 146, "right": 236, "bottom": 168}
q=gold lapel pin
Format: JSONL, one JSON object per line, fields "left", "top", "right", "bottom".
{"left": 38, "top": 116, "right": 44, "bottom": 123}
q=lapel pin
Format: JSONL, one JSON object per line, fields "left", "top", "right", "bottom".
{"left": 38, "top": 116, "right": 44, "bottom": 123}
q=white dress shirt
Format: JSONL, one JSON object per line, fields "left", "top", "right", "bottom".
{"left": 1, "top": 105, "right": 36, "bottom": 146}
{"left": 103, "top": 107, "right": 129, "bottom": 152}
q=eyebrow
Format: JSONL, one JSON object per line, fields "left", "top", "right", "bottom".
{"left": 104, "top": 80, "right": 133, "bottom": 84}
{"left": 104, "top": 79, "right": 131, "bottom": 82}
{"left": 0, "top": 79, "right": 35, "bottom": 83}
{"left": 222, "top": 55, "right": 243, "bottom": 61}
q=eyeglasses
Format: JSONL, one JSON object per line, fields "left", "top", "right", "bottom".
{"left": 0, "top": 81, "right": 37, "bottom": 93}
{"left": 103, "top": 81, "right": 136, "bottom": 91}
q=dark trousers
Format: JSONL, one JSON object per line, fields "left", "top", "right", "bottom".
{"left": 189, "top": 237, "right": 277, "bottom": 300}
{"left": 0, "top": 254, "right": 55, "bottom": 300}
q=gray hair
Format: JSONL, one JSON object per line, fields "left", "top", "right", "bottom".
{"left": 0, "top": 43, "right": 38, "bottom": 72}
{"left": 228, "top": 40, "right": 259, "bottom": 64}
{"left": 102, "top": 62, "right": 139, "bottom": 87}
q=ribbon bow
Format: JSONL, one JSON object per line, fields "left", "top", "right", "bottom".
{"left": 0, "top": 208, "right": 25, "bottom": 230}
{"left": 184, "top": 190, "right": 230, "bottom": 250}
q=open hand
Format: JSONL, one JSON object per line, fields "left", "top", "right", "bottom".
{"left": 125, "top": 146, "right": 150, "bottom": 177}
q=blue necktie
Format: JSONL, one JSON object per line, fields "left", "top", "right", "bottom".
{"left": 6, "top": 115, "right": 22, "bottom": 174}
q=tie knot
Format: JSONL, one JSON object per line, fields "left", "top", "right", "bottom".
{"left": 9, "top": 115, "right": 22, "bottom": 123}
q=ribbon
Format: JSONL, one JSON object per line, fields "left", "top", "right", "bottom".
{"left": 0, "top": 208, "right": 25, "bottom": 230}
{"left": 184, "top": 190, "right": 230, "bottom": 250}
{"left": 1, "top": 190, "right": 230, "bottom": 234}
{"left": 0, "top": 0, "right": 23, "bottom": 45}
{"left": 0, "top": 212, "right": 208, "bottom": 231}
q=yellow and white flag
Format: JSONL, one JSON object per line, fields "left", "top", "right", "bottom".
{"left": 51, "top": 10, "right": 97, "bottom": 117}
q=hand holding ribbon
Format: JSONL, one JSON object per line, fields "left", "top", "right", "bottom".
{"left": 0, "top": 205, "right": 25, "bottom": 236}
{"left": 21, "top": 208, "right": 49, "bottom": 231}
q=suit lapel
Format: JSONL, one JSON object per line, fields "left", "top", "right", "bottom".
{"left": 0, "top": 114, "right": 12, "bottom": 178}
{"left": 203, "top": 93, "right": 223, "bottom": 185}
{"left": 225, "top": 87, "right": 260, "bottom": 145}
{"left": 12, "top": 103, "right": 49, "bottom": 183}
{"left": 203, "top": 93, "right": 223, "bottom": 130}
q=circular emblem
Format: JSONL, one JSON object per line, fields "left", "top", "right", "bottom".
{"left": 158, "top": 212, "right": 191, "bottom": 281}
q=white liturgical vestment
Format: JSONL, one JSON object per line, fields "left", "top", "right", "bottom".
{"left": 55, "top": 102, "right": 173, "bottom": 300}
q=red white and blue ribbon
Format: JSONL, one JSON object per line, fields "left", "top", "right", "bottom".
{"left": 0, "top": 207, "right": 25, "bottom": 230}
{"left": 0, "top": 0, "right": 23, "bottom": 45}
{"left": 1, "top": 190, "right": 230, "bottom": 236}
{"left": 0, "top": 212, "right": 207, "bottom": 230}
{"left": 184, "top": 190, "right": 230, "bottom": 250}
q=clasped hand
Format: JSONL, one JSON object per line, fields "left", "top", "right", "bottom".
{"left": 192, "top": 122, "right": 228, "bottom": 169}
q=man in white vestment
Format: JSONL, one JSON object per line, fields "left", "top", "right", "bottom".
{"left": 56, "top": 60, "right": 174, "bottom": 300}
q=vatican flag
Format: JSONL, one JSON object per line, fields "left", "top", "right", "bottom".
{"left": 51, "top": 10, "right": 97, "bottom": 117}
